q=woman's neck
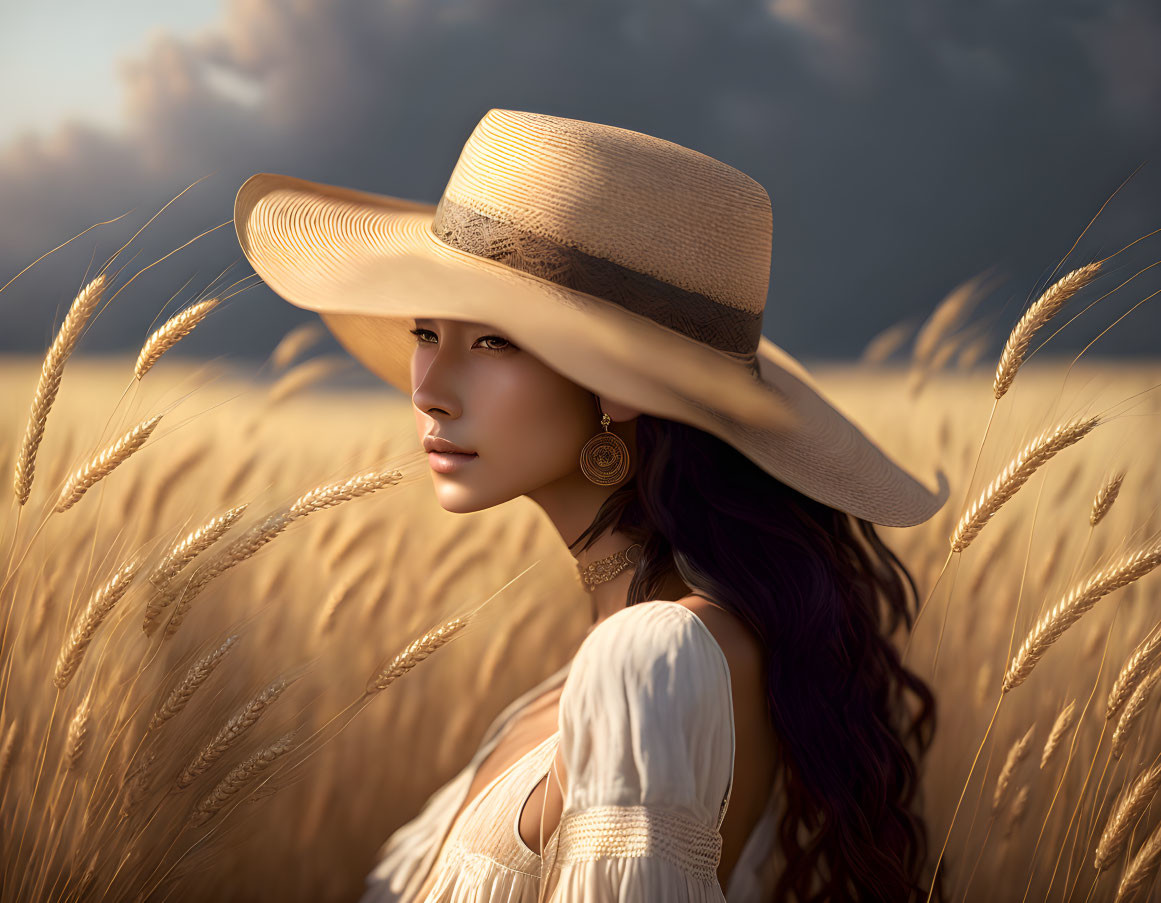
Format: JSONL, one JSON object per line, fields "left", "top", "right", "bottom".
{"left": 575, "top": 531, "right": 693, "bottom": 624}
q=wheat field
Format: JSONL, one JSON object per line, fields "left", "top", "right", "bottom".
{"left": 2, "top": 289, "right": 1161, "bottom": 900}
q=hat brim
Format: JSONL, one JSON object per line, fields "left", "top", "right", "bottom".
{"left": 235, "top": 172, "right": 948, "bottom": 527}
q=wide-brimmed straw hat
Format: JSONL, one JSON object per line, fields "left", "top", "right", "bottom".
{"left": 233, "top": 108, "right": 947, "bottom": 527}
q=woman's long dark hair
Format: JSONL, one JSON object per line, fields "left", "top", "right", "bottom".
{"left": 568, "top": 411, "right": 949, "bottom": 902}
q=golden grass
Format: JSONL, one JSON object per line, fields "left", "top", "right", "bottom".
{"left": 2, "top": 338, "right": 1161, "bottom": 900}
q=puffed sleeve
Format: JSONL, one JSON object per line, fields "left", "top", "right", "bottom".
{"left": 539, "top": 600, "right": 736, "bottom": 902}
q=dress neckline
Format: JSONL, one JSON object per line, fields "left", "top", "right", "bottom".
{"left": 510, "top": 731, "right": 563, "bottom": 858}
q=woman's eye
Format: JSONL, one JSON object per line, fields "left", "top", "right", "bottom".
{"left": 408, "top": 328, "right": 512, "bottom": 353}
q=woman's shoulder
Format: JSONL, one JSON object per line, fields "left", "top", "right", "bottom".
{"left": 576, "top": 597, "right": 762, "bottom": 695}
{"left": 557, "top": 598, "right": 739, "bottom": 818}
{"left": 563, "top": 598, "right": 744, "bottom": 720}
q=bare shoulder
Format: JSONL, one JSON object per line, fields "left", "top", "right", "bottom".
{"left": 667, "top": 595, "right": 763, "bottom": 684}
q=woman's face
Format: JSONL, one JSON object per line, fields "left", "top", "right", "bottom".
{"left": 410, "top": 317, "right": 602, "bottom": 513}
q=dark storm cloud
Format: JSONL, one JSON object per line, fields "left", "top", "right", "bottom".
{"left": 1, "top": 0, "right": 1158, "bottom": 366}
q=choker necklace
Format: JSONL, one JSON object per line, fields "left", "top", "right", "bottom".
{"left": 577, "top": 542, "right": 643, "bottom": 592}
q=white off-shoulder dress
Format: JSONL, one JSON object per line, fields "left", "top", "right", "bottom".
{"left": 359, "top": 601, "right": 782, "bottom": 902}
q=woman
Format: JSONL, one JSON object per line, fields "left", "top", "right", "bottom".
{"left": 233, "top": 108, "right": 951, "bottom": 901}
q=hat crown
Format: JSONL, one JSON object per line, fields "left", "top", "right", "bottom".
{"left": 434, "top": 110, "right": 773, "bottom": 347}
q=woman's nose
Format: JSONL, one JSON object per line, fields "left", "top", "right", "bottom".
{"left": 411, "top": 355, "right": 462, "bottom": 418}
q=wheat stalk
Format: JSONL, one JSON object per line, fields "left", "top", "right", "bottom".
{"left": 287, "top": 469, "right": 403, "bottom": 519}
{"left": 993, "top": 262, "right": 1102, "bottom": 399}
{"left": 0, "top": 718, "right": 18, "bottom": 786}
{"left": 135, "top": 297, "right": 220, "bottom": 379}
{"left": 164, "top": 469, "right": 403, "bottom": 637}
{"left": 316, "top": 569, "right": 363, "bottom": 637}
{"left": 188, "top": 729, "right": 297, "bottom": 826}
{"left": 1004, "top": 784, "right": 1031, "bottom": 839}
{"left": 64, "top": 690, "right": 94, "bottom": 771}
{"left": 1091, "top": 470, "right": 1127, "bottom": 527}
{"left": 148, "top": 635, "right": 240, "bottom": 732}
{"left": 951, "top": 415, "right": 1100, "bottom": 552}
{"left": 1004, "top": 539, "right": 1161, "bottom": 693}
{"left": 1111, "top": 663, "right": 1161, "bottom": 760}
{"left": 163, "top": 512, "right": 293, "bottom": 638}
{"left": 993, "top": 724, "right": 1036, "bottom": 814}
{"left": 118, "top": 748, "right": 159, "bottom": 819}
{"left": 913, "top": 275, "right": 984, "bottom": 367}
{"left": 1115, "top": 817, "right": 1161, "bottom": 902}
{"left": 54, "top": 414, "right": 163, "bottom": 512}
{"left": 366, "top": 614, "right": 473, "bottom": 694}
{"left": 271, "top": 322, "right": 325, "bottom": 371}
{"left": 14, "top": 273, "right": 108, "bottom": 505}
{"left": 1038, "top": 533, "right": 1069, "bottom": 587}
{"left": 1041, "top": 700, "right": 1076, "bottom": 770}
{"left": 176, "top": 676, "right": 292, "bottom": 789}
{"left": 147, "top": 504, "right": 252, "bottom": 583}
{"left": 268, "top": 356, "right": 350, "bottom": 403}
{"left": 1097, "top": 761, "right": 1161, "bottom": 870}
{"left": 54, "top": 554, "right": 143, "bottom": 690}
{"left": 860, "top": 321, "right": 912, "bottom": 365}
{"left": 143, "top": 504, "right": 248, "bottom": 634}
{"left": 1108, "top": 624, "right": 1161, "bottom": 721}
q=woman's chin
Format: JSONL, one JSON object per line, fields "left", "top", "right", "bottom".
{"left": 431, "top": 482, "right": 489, "bottom": 514}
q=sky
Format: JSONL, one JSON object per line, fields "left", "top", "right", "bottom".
{"left": 0, "top": 0, "right": 1159, "bottom": 372}
{"left": 0, "top": 1, "right": 223, "bottom": 142}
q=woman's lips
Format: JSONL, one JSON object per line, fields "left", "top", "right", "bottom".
{"left": 427, "top": 450, "right": 479, "bottom": 474}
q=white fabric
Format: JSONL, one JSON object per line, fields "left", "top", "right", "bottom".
{"left": 360, "top": 601, "right": 780, "bottom": 902}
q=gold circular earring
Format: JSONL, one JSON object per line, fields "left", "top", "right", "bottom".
{"left": 579, "top": 410, "right": 631, "bottom": 485}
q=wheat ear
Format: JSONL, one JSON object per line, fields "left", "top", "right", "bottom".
{"left": 149, "top": 504, "right": 251, "bottom": 588}
{"left": 993, "top": 724, "right": 1036, "bottom": 813}
{"left": 143, "top": 504, "right": 248, "bottom": 634}
{"left": 54, "top": 554, "right": 143, "bottom": 690}
{"left": 1108, "top": 623, "right": 1161, "bottom": 721}
{"left": 268, "top": 356, "right": 350, "bottom": 403}
{"left": 951, "top": 415, "right": 1100, "bottom": 552}
{"left": 287, "top": 469, "right": 404, "bottom": 518}
{"left": 1097, "top": 761, "right": 1161, "bottom": 870}
{"left": 1115, "top": 817, "right": 1161, "bottom": 902}
{"left": 54, "top": 414, "right": 163, "bottom": 512}
{"left": 1091, "top": 470, "right": 1127, "bottom": 527}
{"left": 135, "top": 297, "right": 219, "bottom": 379}
{"left": 163, "top": 513, "right": 293, "bottom": 638}
{"left": 993, "top": 262, "right": 1102, "bottom": 399}
{"left": 119, "top": 748, "right": 159, "bottom": 819}
{"left": 176, "top": 676, "right": 292, "bottom": 788}
{"left": 1004, "top": 539, "right": 1161, "bottom": 693}
{"left": 14, "top": 273, "right": 108, "bottom": 505}
{"left": 367, "top": 614, "right": 472, "bottom": 694}
{"left": 1112, "top": 663, "right": 1161, "bottom": 760}
{"left": 1004, "top": 784, "right": 1031, "bottom": 839}
{"left": 317, "top": 570, "right": 362, "bottom": 637}
{"left": 271, "top": 322, "right": 325, "bottom": 371}
{"left": 64, "top": 690, "right": 94, "bottom": 771}
{"left": 0, "top": 719, "right": 19, "bottom": 786}
{"left": 1041, "top": 700, "right": 1076, "bottom": 770}
{"left": 164, "top": 469, "right": 403, "bottom": 637}
{"left": 148, "top": 635, "right": 240, "bottom": 732}
{"left": 188, "top": 730, "right": 297, "bottom": 826}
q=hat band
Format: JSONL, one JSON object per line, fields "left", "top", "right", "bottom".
{"left": 429, "top": 195, "right": 763, "bottom": 360}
